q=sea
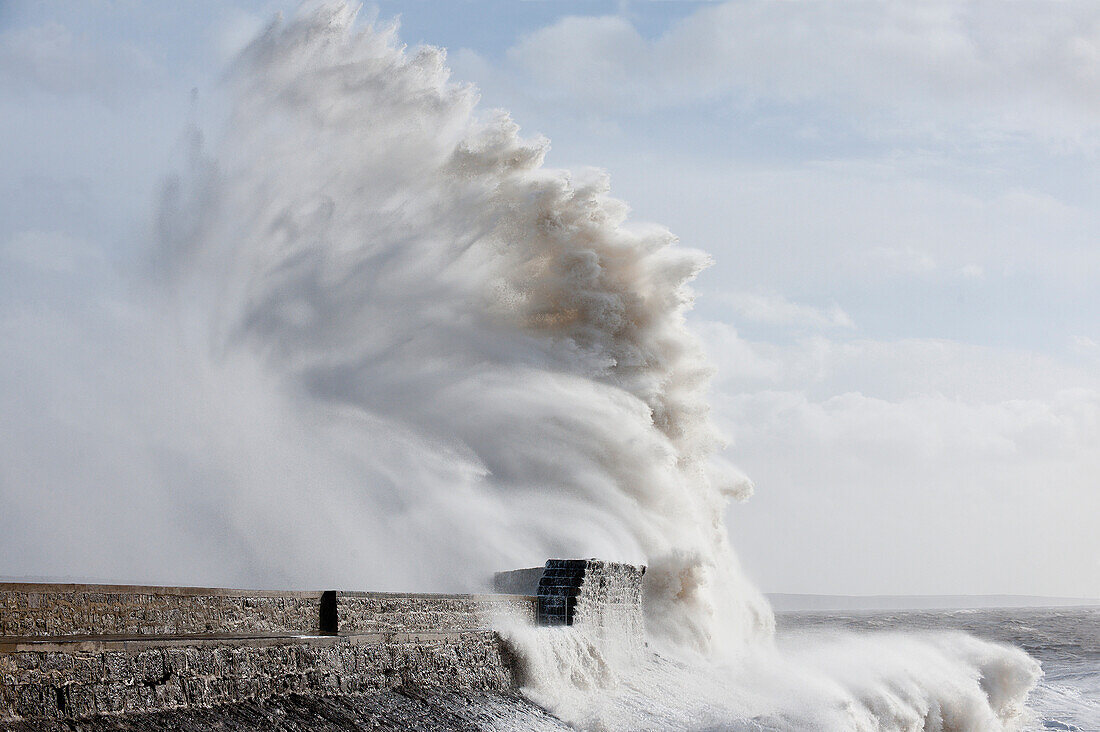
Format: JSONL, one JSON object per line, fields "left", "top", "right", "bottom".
{"left": 777, "top": 606, "right": 1100, "bottom": 731}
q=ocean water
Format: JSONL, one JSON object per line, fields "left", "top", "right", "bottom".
{"left": 503, "top": 604, "right": 1098, "bottom": 730}
{"left": 777, "top": 607, "right": 1100, "bottom": 731}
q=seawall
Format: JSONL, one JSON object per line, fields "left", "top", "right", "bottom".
{"left": 0, "top": 559, "right": 645, "bottom": 729}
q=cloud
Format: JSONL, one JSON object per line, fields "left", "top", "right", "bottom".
{"left": 691, "top": 320, "right": 783, "bottom": 383}
{"left": 714, "top": 291, "right": 854, "bottom": 330}
{"left": 957, "top": 264, "right": 984, "bottom": 280}
{"left": 697, "top": 325, "right": 1100, "bottom": 400}
{"left": 505, "top": 1, "right": 1100, "bottom": 142}
{"left": 693, "top": 318, "right": 1100, "bottom": 594}
{"left": 725, "top": 387, "right": 1100, "bottom": 465}
{"left": 722, "top": 383, "right": 1100, "bottom": 595}
{"left": 608, "top": 153, "right": 1100, "bottom": 300}
{"left": 1071, "top": 335, "right": 1100, "bottom": 360}
{"left": 451, "top": 0, "right": 1100, "bottom": 596}
{"left": 708, "top": 331, "right": 1100, "bottom": 595}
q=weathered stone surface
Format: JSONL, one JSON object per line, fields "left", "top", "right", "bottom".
{"left": 0, "top": 585, "right": 322, "bottom": 638}
{"left": 335, "top": 594, "right": 536, "bottom": 635}
{"left": 0, "top": 689, "right": 570, "bottom": 731}
{"left": 1, "top": 632, "right": 514, "bottom": 721}
{"left": 492, "top": 568, "right": 543, "bottom": 596}
{"left": 0, "top": 560, "right": 644, "bottom": 729}
{"left": 0, "top": 585, "right": 538, "bottom": 639}
{"left": 536, "top": 559, "right": 645, "bottom": 636}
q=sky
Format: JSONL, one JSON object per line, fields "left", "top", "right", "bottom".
{"left": 1, "top": 0, "right": 1098, "bottom": 598}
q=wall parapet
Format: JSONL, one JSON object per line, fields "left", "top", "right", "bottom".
{"left": 1, "top": 630, "right": 513, "bottom": 720}
{"left": 332, "top": 592, "right": 536, "bottom": 634}
{"left": 0, "top": 584, "right": 324, "bottom": 639}
{"left": 0, "top": 584, "right": 537, "bottom": 640}
{"left": 0, "top": 559, "right": 643, "bottom": 724}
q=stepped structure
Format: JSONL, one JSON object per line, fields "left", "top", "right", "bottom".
{"left": 0, "top": 559, "right": 645, "bottom": 730}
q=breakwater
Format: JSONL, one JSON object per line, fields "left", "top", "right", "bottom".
{"left": 0, "top": 560, "right": 644, "bottom": 729}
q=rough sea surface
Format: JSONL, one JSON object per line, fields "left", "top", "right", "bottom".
{"left": 2, "top": 608, "right": 1091, "bottom": 730}
{"left": 777, "top": 607, "right": 1100, "bottom": 731}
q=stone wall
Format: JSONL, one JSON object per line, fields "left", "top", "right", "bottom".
{"left": 0, "top": 559, "right": 644, "bottom": 726}
{"left": 0, "top": 585, "right": 538, "bottom": 640}
{"left": 536, "top": 559, "right": 646, "bottom": 636}
{"left": 0, "top": 689, "right": 571, "bottom": 731}
{"left": 0, "top": 585, "right": 322, "bottom": 638}
{"left": 491, "top": 568, "right": 543, "bottom": 596}
{"left": 334, "top": 593, "right": 536, "bottom": 634}
{"left": 0, "top": 631, "right": 512, "bottom": 721}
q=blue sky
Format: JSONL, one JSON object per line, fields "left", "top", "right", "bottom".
{"left": 2, "top": 1, "right": 1098, "bottom": 597}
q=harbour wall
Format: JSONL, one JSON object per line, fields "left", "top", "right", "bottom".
{"left": 1, "top": 584, "right": 537, "bottom": 638}
{"left": 0, "top": 559, "right": 644, "bottom": 726}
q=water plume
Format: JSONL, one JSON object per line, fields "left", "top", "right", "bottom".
{"left": 159, "top": 2, "right": 773, "bottom": 656}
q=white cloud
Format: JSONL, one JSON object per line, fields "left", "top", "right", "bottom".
{"left": 691, "top": 320, "right": 783, "bottom": 383}
{"left": 1071, "top": 335, "right": 1100, "bottom": 360}
{"left": 697, "top": 322, "right": 1100, "bottom": 594}
{"left": 958, "top": 264, "right": 984, "bottom": 280}
{"left": 506, "top": 1, "right": 1100, "bottom": 142}
{"left": 723, "top": 384, "right": 1100, "bottom": 595}
{"left": 697, "top": 325, "right": 1100, "bottom": 400}
{"left": 714, "top": 291, "right": 854, "bottom": 330}
{"left": 452, "top": 0, "right": 1100, "bottom": 595}
{"left": 712, "top": 343, "right": 1100, "bottom": 595}
{"left": 726, "top": 387, "right": 1100, "bottom": 465}
{"left": 586, "top": 152, "right": 1099, "bottom": 299}
{"left": 864, "top": 246, "right": 938, "bottom": 276}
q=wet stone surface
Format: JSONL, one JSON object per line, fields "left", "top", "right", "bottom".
{"left": 0, "top": 561, "right": 645, "bottom": 729}
{"left": 0, "top": 587, "right": 321, "bottom": 638}
{"left": 0, "top": 633, "right": 516, "bottom": 721}
{"left": 536, "top": 559, "right": 645, "bottom": 637}
{"left": 0, "top": 689, "right": 570, "bottom": 731}
{"left": 336, "top": 595, "right": 536, "bottom": 634}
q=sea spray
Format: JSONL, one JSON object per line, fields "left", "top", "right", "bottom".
{"left": 164, "top": 2, "right": 774, "bottom": 656}
{"left": 501, "top": 622, "right": 1039, "bottom": 730}
{"left": 0, "top": 3, "right": 1041, "bottom": 729}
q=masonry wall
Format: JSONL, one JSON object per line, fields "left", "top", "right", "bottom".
{"left": 491, "top": 568, "right": 543, "bottom": 596}
{"left": 0, "top": 559, "right": 644, "bottom": 726}
{"left": 0, "top": 631, "right": 513, "bottom": 720}
{"left": 0, "top": 585, "right": 538, "bottom": 640}
{"left": 535, "top": 559, "right": 646, "bottom": 637}
{"left": 0, "top": 585, "right": 323, "bottom": 638}
{"left": 569, "top": 561, "right": 646, "bottom": 639}
{"left": 334, "top": 593, "right": 536, "bottom": 634}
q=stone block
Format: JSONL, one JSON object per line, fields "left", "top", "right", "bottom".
{"left": 534, "top": 559, "right": 645, "bottom": 629}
